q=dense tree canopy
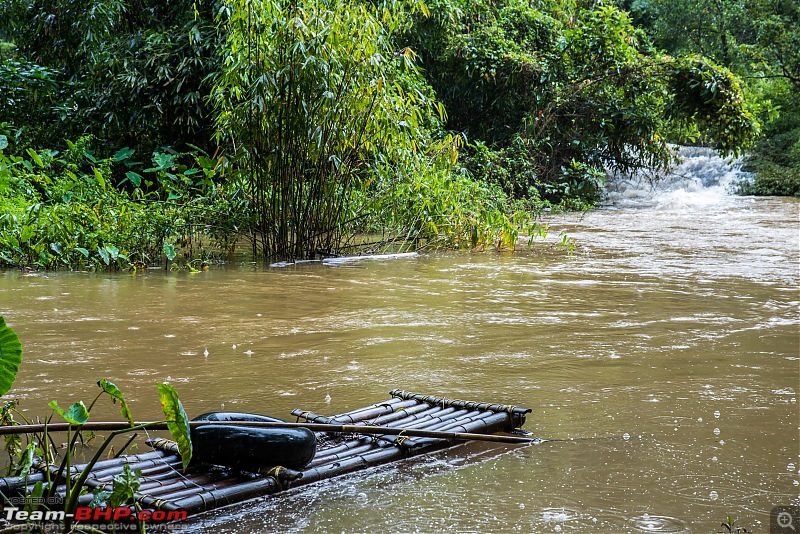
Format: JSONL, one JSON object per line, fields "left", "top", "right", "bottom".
{"left": 0, "top": 0, "right": 785, "bottom": 265}
{"left": 403, "top": 0, "right": 759, "bottom": 200}
{"left": 623, "top": 0, "right": 800, "bottom": 195}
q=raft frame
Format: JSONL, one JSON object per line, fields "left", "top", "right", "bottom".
{"left": 0, "top": 389, "right": 532, "bottom": 523}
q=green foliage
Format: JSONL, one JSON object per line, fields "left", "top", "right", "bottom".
{"left": 157, "top": 383, "right": 192, "bottom": 470}
{"left": 2, "top": 0, "right": 221, "bottom": 151}
{"left": 98, "top": 379, "right": 135, "bottom": 427}
{"left": 666, "top": 56, "right": 760, "bottom": 154}
{"left": 48, "top": 400, "right": 90, "bottom": 425}
{"left": 720, "top": 514, "right": 749, "bottom": 533}
{"left": 626, "top": 0, "right": 799, "bottom": 196}
{"left": 0, "top": 41, "right": 15, "bottom": 59}
{"left": 0, "top": 317, "right": 22, "bottom": 397}
{"left": 362, "top": 135, "right": 545, "bottom": 250}
{"left": 0, "top": 59, "right": 74, "bottom": 147}
{"left": 213, "top": 0, "right": 444, "bottom": 260}
{"left": 0, "top": 136, "right": 244, "bottom": 269}
{"left": 403, "top": 0, "right": 758, "bottom": 203}
{"left": 104, "top": 464, "right": 143, "bottom": 508}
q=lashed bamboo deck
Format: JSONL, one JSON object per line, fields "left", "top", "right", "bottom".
{"left": 0, "top": 389, "right": 531, "bottom": 518}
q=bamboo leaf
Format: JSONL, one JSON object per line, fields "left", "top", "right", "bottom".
{"left": 26, "top": 148, "right": 44, "bottom": 168}
{"left": 0, "top": 316, "right": 23, "bottom": 397}
{"left": 157, "top": 383, "right": 192, "bottom": 470}
{"left": 98, "top": 379, "right": 134, "bottom": 426}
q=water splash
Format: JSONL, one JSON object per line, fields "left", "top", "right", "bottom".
{"left": 604, "top": 146, "right": 752, "bottom": 209}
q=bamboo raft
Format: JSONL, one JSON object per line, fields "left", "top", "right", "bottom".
{"left": 0, "top": 389, "right": 532, "bottom": 520}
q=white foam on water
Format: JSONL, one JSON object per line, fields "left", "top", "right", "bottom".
{"left": 604, "top": 146, "right": 753, "bottom": 209}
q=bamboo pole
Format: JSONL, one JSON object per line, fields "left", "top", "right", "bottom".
{"left": 293, "top": 402, "right": 434, "bottom": 427}
{"left": 323, "top": 396, "right": 406, "bottom": 419}
{"left": 0, "top": 450, "right": 173, "bottom": 494}
{"left": 305, "top": 443, "right": 375, "bottom": 468}
{"left": 319, "top": 399, "right": 420, "bottom": 424}
{"left": 169, "top": 476, "right": 281, "bottom": 514}
{"left": 389, "top": 389, "right": 531, "bottom": 418}
{"left": 0, "top": 421, "right": 540, "bottom": 444}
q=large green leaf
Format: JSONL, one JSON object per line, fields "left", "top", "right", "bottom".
{"left": 163, "top": 242, "right": 176, "bottom": 261}
{"left": 49, "top": 400, "right": 89, "bottom": 424}
{"left": 157, "top": 383, "right": 192, "bottom": 470}
{"left": 125, "top": 171, "right": 142, "bottom": 187}
{"left": 97, "top": 246, "right": 110, "bottom": 265}
{"left": 0, "top": 317, "right": 22, "bottom": 397}
{"left": 107, "top": 464, "right": 142, "bottom": 507}
{"left": 98, "top": 379, "right": 134, "bottom": 426}
{"left": 113, "top": 147, "right": 135, "bottom": 162}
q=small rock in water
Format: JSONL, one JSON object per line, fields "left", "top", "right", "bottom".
{"left": 623, "top": 433, "right": 631, "bottom": 441}
{"left": 232, "top": 344, "right": 237, "bottom": 349}
{"left": 714, "top": 410, "right": 721, "bottom": 419}
{"left": 324, "top": 393, "right": 332, "bottom": 404}
{"left": 709, "top": 490, "right": 719, "bottom": 501}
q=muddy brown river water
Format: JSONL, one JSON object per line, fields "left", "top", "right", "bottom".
{"left": 0, "top": 153, "right": 798, "bottom": 532}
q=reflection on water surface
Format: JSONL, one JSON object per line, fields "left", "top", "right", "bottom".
{"left": 0, "top": 191, "right": 797, "bottom": 532}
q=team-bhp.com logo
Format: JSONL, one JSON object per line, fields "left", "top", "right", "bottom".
{"left": 4, "top": 505, "right": 187, "bottom": 529}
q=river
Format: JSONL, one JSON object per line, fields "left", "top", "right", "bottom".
{"left": 1, "top": 149, "right": 798, "bottom": 532}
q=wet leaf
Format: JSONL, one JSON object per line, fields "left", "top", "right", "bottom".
{"left": 14, "top": 443, "right": 35, "bottom": 476}
{"left": 105, "top": 244, "right": 119, "bottom": 261}
{"left": 98, "top": 379, "right": 134, "bottom": 426}
{"left": 49, "top": 400, "right": 89, "bottom": 425}
{"left": 0, "top": 135, "right": 7, "bottom": 150}
{"left": 97, "top": 246, "right": 110, "bottom": 265}
{"left": 90, "top": 487, "right": 111, "bottom": 508}
{"left": 23, "top": 481, "right": 43, "bottom": 512}
{"left": 0, "top": 316, "right": 23, "bottom": 397}
{"left": 157, "top": 383, "right": 192, "bottom": 470}
{"left": 26, "top": 148, "right": 44, "bottom": 168}
{"left": 163, "top": 242, "right": 176, "bottom": 261}
{"left": 113, "top": 147, "right": 135, "bottom": 162}
{"left": 125, "top": 171, "right": 142, "bottom": 187}
{"left": 107, "top": 464, "right": 141, "bottom": 507}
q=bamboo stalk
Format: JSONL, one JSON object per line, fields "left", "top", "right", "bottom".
{"left": 293, "top": 402, "right": 434, "bottom": 427}
{"left": 324, "top": 396, "right": 406, "bottom": 419}
{"left": 142, "top": 474, "right": 221, "bottom": 498}
{"left": 389, "top": 390, "right": 531, "bottom": 418}
{"left": 305, "top": 443, "right": 375, "bottom": 468}
{"left": 324, "top": 399, "right": 420, "bottom": 424}
{"left": 169, "top": 476, "right": 281, "bottom": 514}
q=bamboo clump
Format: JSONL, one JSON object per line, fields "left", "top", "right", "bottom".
{"left": 0, "top": 389, "right": 535, "bottom": 520}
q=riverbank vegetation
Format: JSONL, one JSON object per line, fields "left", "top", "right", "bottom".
{"left": 0, "top": 0, "right": 774, "bottom": 266}
{"left": 621, "top": 0, "right": 800, "bottom": 196}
